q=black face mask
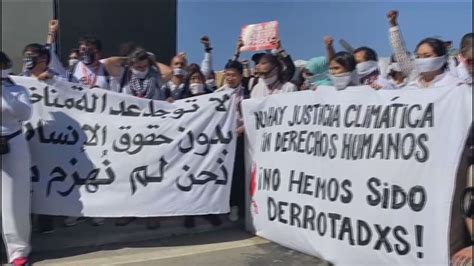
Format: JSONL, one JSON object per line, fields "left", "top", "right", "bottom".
{"left": 80, "top": 50, "right": 95, "bottom": 65}
{"left": 23, "top": 55, "right": 38, "bottom": 70}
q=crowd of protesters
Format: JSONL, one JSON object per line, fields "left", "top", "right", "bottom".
{"left": 1, "top": 9, "right": 473, "bottom": 266}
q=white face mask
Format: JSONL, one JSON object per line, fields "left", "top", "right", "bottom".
{"left": 68, "top": 59, "right": 79, "bottom": 67}
{"left": 189, "top": 83, "right": 205, "bottom": 95}
{"left": 131, "top": 67, "right": 149, "bottom": 79}
{"left": 1, "top": 68, "right": 12, "bottom": 78}
{"left": 356, "top": 60, "right": 379, "bottom": 77}
{"left": 262, "top": 67, "right": 279, "bottom": 86}
{"left": 414, "top": 56, "right": 446, "bottom": 74}
{"left": 262, "top": 75, "right": 278, "bottom": 87}
{"left": 329, "top": 72, "right": 354, "bottom": 90}
{"left": 205, "top": 79, "right": 216, "bottom": 88}
{"left": 173, "top": 68, "right": 187, "bottom": 77}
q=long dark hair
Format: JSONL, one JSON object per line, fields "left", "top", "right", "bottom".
{"left": 353, "top": 46, "right": 378, "bottom": 61}
{"left": 331, "top": 51, "right": 356, "bottom": 73}
{"left": 416, "top": 38, "right": 447, "bottom": 57}
{"left": 415, "top": 37, "right": 448, "bottom": 71}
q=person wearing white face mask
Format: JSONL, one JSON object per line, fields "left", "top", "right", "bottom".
{"left": 250, "top": 54, "right": 296, "bottom": 98}
{"left": 182, "top": 64, "right": 223, "bottom": 229}
{"left": 215, "top": 60, "right": 247, "bottom": 222}
{"left": 300, "top": 56, "right": 332, "bottom": 90}
{"left": 205, "top": 70, "right": 218, "bottom": 92}
{"left": 454, "top": 33, "right": 473, "bottom": 86}
{"left": 68, "top": 49, "right": 80, "bottom": 68}
{"left": 327, "top": 51, "right": 359, "bottom": 90}
{"left": 324, "top": 34, "right": 393, "bottom": 90}
{"left": 409, "top": 38, "right": 464, "bottom": 89}
{"left": 1, "top": 51, "right": 33, "bottom": 266}
{"left": 353, "top": 47, "right": 379, "bottom": 83}
{"left": 184, "top": 64, "right": 213, "bottom": 98}
{"left": 119, "top": 48, "right": 163, "bottom": 100}
{"left": 386, "top": 54, "right": 412, "bottom": 88}
{"left": 387, "top": 10, "right": 460, "bottom": 86}
{"left": 20, "top": 43, "right": 60, "bottom": 82}
{"left": 161, "top": 54, "right": 188, "bottom": 102}
{"left": 353, "top": 46, "right": 396, "bottom": 90}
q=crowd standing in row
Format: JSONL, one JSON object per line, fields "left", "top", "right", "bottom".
{"left": 1, "top": 10, "right": 473, "bottom": 266}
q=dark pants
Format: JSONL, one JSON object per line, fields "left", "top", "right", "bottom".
{"left": 230, "top": 135, "right": 245, "bottom": 218}
{"left": 450, "top": 143, "right": 471, "bottom": 257}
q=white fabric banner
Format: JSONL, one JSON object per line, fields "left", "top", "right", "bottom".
{"left": 11, "top": 76, "right": 237, "bottom": 217}
{"left": 242, "top": 85, "right": 472, "bottom": 265}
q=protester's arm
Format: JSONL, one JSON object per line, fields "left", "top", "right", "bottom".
{"left": 158, "top": 63, "right": 172, "bottom": 81}
{"left": 2, "top": 87, "right": 32, "bottom": 121}
{"left": 232, "top": 38, "right": 244, "bottom": 62}
{"left": 46, "top": 20, "right": 58, "bottom": 45}
{"left": 45, "top": 20, "right": 67, "bottom": 77}
{"left": 271, "top": 37, "right": 296, "bottom": 82}
{"left": 452, "top": 246, "right": 473, "bottom": 266}
{"left": 200, "top": 36, "right": 213, "bottom": 79}
{"left": 145, "top": 52, "right": 172, "bottom": 81}
{"left": 387, "top": 10, "right": 414, "bottom": 77}
{"left": 324, "top": 36, "right": 336, "bottom": 62}
{"left": 103, "top": 57, "right": 127, "bottom": 77}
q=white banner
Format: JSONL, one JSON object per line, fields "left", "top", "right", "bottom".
{"left": 242, "top": 85, "right": 472, "bottom": 265}
{"left": 11, "top": 76, "right": 237, "bottom": 217}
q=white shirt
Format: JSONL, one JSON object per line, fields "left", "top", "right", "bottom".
{"left": 250, "top": 78, "right": 296, "bottom": 98}
{"left": 71, "top": 61, "right": 110, "bottom": 89}
{"left": 453, "top": 63, "right": 472, "bottom": 85}
{"left": 408, "top": 71, "right": 465, "bottom": 89}
{"left": 1, "top": 79, "right": 32, "bottom": 135}
{"left": 216, "top": 84, "right": 245, "bottom": 126}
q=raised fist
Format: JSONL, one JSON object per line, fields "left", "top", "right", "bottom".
{"left": 387, "top": 10, "right": 398, "bottom": 26}
{"left": 49, "top": 20, "right": 59, "bottom": 33}
{"left": 177, "top": 52, "right": 187, "bottom": 60}
{"left": 201, "top": 36, "right": 211, "bottom": 48}
{"left": 323, "top": 36, "right": 334, "bottom": 47}
{"left": 236, "top": 38, "right": 244, "bottom": 49}
{"left": 270, "top": 36, "right": 282, "bottom": 50}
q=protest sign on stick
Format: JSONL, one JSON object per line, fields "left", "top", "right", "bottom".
{"left": 240, "top": 21, "right": 279, "bottom": 52}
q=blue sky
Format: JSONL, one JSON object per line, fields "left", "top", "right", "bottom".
{"left": 177, "top": 0, "right": 472, "bottom": 69}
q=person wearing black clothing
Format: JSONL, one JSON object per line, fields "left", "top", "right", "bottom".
{"left": 232, "top": 37, "right": 296, "bottom": 92}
